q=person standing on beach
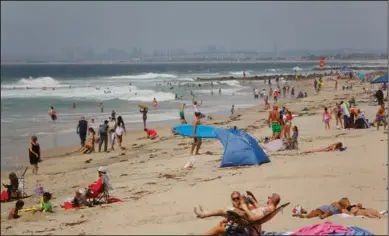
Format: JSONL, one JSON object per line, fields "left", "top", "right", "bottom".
{"left": 273, "top": 89, "right": 279, "bottom": 103}
{"left": 29, "top": 136, "right": 41, "bottom": 175}
{"left": 264, "top": 95, "right": 270, "bottom": 110}
{"left": 77, "top": 116, "right": 88, "bottom": 148}
{"left": 268, "top": 105, "right": 281, "bottom": 140}
{"left": 141, "top": 107, "right": 148, "bottom": 129}
{"left": 111, "top": 110, "right": 116, "bottom": 120}
{"left": 99, "top": 103, "right": 104, "bottom": 113}
{"left": 190, "top": 112, "right": 202, "bottom": 156}
{"left": 115, "top": 116, "right": 126, "bottom": 149}
{"left": 98, "top": 120, "right": 109, "bottom": 152}
{"left": 376, "top": 104, "right": 387, "bottom": 132}
{"left": 179, "top": 104, "right": 187, "bottom": 124}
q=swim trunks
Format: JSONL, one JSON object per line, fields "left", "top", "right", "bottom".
{"left": 318, "top": 205, "right": 340, "bottom": 215}
{"left": 271, "top": 122, "right": 281, "bottom": 134}
{"left": 193, "top": 137, "right": 202, "bottom": 145}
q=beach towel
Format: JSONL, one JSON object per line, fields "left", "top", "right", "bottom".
{"left": 292, "top": 221, "right": 353, "bottom": 235}
{"left": 263, "top": 139, "right": 284, "bottom": 152}
{"left": 1, "top": 190, "right": 8, "bottom": 202}
{"left": 338, "top": 210, "right": 387, "bottom": 218}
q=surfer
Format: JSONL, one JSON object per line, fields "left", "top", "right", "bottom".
{"left": 179, "top": 104, "right": 187, "bottom": 124}
{"left": 190, "top": 112, "right": 202, "bottom": 156}
{"left": 48, "top": 106, "right": 57, "bottom": 121}
{"left": 152, "top": 98, "right": 159, "bottom": 109}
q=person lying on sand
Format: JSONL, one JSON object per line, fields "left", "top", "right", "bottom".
{"left": 341, "top": 198, "right": 386, "bottom": 218}
{"left": 144, "top": 128, "right": 158, "bottom": 140}
{"left": 73, "top": 189, "right": 92, "bottom": 207}
{"left": 303, "top": 142, "right": 346, "bottom": 154}
{"left": 293, "top": 198, "right": 347, "bottom": 219}
{"left": 8, "top": 200, "right": 24, "bottom": 220}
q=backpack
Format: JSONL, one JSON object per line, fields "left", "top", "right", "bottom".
{"left": 99, "top": 124, "right": 108, "bottom": 135}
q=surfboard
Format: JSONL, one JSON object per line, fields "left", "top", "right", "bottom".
{"left": 172, "top": 124, "right": 218, "bottom": 138}
{"left": 138, "top": 104, "right": 148, "bottom": 109}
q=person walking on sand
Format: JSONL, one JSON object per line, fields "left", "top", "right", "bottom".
{"left": 323, "top": 107, "right": 332, "bottom": 130}
{"left": 190, "top": 112, "right": 202, "bottom": 156}
{"left": 264, "top": 95, "right": 270, "bottom": 110}
{"left": 376, "top": 103, "right": 387, "bottom": 132}
{"left": 334, "top": 103, "right": 344, "bottom": 129}
{"left": 140, "top": 107, "right": 148, "bottom": 129}
{"left": 268, "top": 105, "right": 281, "bottom": 140}
{"left": 115, "top": 116, "right": 126, "bottom": 149}
{"left": 98, "top": 120, "right": 109, "bottom": 152}
{"left": 273, "top": 89, "right": 279, "bottom": 103}
{"left": 77, "top": 116, "right": 88, "bottom": 148}
{"left": 29, "top": 135, "right": 41, "bottom": 175}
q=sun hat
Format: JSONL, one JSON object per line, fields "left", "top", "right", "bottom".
{"left": 97, "top": 166, "right": 107, "bottom": 173}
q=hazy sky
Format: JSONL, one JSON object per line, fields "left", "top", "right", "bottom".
{"left": 1, "top": 1, "right": 387, "bottom": 58}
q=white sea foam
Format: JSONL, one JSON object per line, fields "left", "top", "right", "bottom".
{"left": 109, "top": 73, "right": 177, "bottom": 80}
{"left": 292, "top": 67, "right": 303, "bottom": 71}
{"left": 1, "top": 77, "right": 67, "bottom": 89}
{"left": 218, "top": 80, "right": 243, "bottom": 88}
{"left": 228, "top": 71, "right": 250, "bottom": 76}
{"left": 1, "top": 84, "right": 175, "bottom": 102}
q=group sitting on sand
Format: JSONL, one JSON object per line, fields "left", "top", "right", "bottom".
{"left": 293, "top": 197, "right": 386, "bottom": 219}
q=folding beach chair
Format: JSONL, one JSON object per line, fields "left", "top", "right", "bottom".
{"left": 17, "top": 167, "right": 29, "bottom": 198}
{"left": 225, "top": 202, "right": 290, "bottom": 236}
{"left": 88, "top": 182, "right": 110, "bottom": 205}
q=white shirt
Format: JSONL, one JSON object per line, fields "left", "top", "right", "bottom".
{"left": 193, "top": 105, "right": 200, "bottom": 113}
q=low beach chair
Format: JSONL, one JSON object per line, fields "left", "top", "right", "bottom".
{"left": 225, "top": 202, "right": 290, "bottom": 236}
{"left": 88, "top": 183, "right": 110, "bottom": 205}
{"left": 17, "top": 167, "right": 29, "bottom": 198}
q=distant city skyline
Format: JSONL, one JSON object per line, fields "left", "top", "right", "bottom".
{"left": 1, "top": 2, "right": 387, "bottom": 61}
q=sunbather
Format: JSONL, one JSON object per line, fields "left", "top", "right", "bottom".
{"left": 79, "top": 127, "right": 96, "bottom": 154}
{"left": 303, "top": 142, "right": 346, "bottom": 154}
{"left": 293, "top": 198, "right": 347, "bottom": 219}
{"left": 194, "top": 192, "right": 280, "bottom": 236}
{"left": 340, "top": 198, "right": 386, "bottom": 218}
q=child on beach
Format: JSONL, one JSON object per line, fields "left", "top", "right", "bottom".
{"left": 322, "top": 107, "right": 332, "bottom": 130}
{"left": 36, "top": 192, "right": 53, "bottom": 213}
{"left": 144, "top": 128, "right": 158, "bottom": 140}
{"left": 8, "top": 200, "right": 24, "bottom": 220}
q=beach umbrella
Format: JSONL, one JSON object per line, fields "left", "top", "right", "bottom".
{"left": 370, "top": 73, "right": 388, "bottom": 84}
{"left": 341, "top": 68, "right": 353, "bottom": 73}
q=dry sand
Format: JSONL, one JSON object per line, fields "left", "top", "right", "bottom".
{"left": 1, "top": 77, "right": 387, "bottom": 235}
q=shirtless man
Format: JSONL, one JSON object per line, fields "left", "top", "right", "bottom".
{"left": 376, "top": 104, "right": 387, "bottom": 132}
{"left": 194, "top": 192, "right": 280, "bottom": 236}
{"left": 268, "top": 105, "right": 281, "bottom": 139}
{"left": 190, "top": 112, "right": 202, "bottom": 155}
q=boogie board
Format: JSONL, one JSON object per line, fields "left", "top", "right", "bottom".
{"left": 172, "top": 124, "right": 218, "bottom": 138}
{"left": 138, "top": 104, "right": 148, "bottom": 109}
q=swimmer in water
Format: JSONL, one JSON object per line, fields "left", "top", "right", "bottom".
{"left": 48, "top": 106, "right": 57, "bottom": 121}
{"left": 72, "top": 103, "right": 76, "bottom": 109}
{"left": 152, "top": 98, "right": 159, "bottom": 109}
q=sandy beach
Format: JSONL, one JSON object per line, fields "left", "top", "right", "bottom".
{"left": 1, "top": 77, "right": 387, "bottom": 235}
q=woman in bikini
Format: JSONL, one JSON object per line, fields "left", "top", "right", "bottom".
{"left": 79, "top": 127, "right": 96, "bottom": 154}
{"left": 293, "top": 198, "right": 347, "bottom": 219}
{"left": 283, "top": 109, "right": 293, "bottom": 139}
{"left": 303, "top": 142, "right": 345, "bottom": 154}
{"left": 333, "top": 103, "right": 343, "bottom": 129}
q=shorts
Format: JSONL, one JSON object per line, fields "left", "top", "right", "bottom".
{"left": 324, "top": 119, "right": 330, "bottom": 124}
{"left": 271, "top": 122, "right": 281, "bottom": 134}
{"left": 51, "top": 115, "right": 57, "bottom": 121}
{"left": 193, "top": 137, "right": 202, "bottom": 145}
{"left": 318, "top": 205, "right": 340, "bottom": 215}
{"left": 79, "top": 134, "right": 86, "bottom": 143}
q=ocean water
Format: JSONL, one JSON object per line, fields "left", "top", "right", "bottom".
{"left": 1, "top": 61, "right": 386, "bottom": 169}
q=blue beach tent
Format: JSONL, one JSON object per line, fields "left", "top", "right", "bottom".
{"left": 370, "top": 73, "right": 388, "bottom": 84}
{"left": 214, "top": 128, "right": 270, "bottom": 168}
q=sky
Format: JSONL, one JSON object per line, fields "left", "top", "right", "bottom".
{"left": 1, "top": 1, "right": 388, "bottom": 59}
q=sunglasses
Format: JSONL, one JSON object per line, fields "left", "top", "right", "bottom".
{"left": 231, "top": 196, "right": 240, "bottom": 201}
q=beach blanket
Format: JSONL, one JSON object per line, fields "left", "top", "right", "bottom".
{"left": 292, "top": 221, "right": 353, "bottom": 235}
{"left": 61, "top": 197, "right": 123, "bottom": 210}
